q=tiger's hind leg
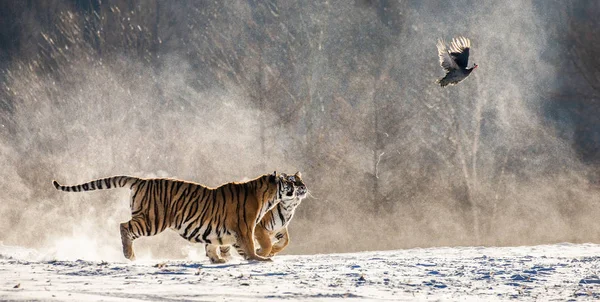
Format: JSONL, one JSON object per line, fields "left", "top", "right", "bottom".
{"left": 232, "top": 244, "right": 247, "bottom": 260}
{"left": 219, "top": 246, "right": 232, "bottom": 260}
{"left": 204, "top": 244, "right": 227, "bottom": 264}
{"left": 120, "top": 214, "right": 156, "bottom": 261}
{"left": 120, "top": 222, "right": 136, "bottom": 261}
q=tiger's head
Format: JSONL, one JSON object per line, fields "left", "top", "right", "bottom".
{"left": 281, "top": 171, "right": 307, "bottom": 200}
{"left": 265, "top": 171, "right": 294, "bottom": 200}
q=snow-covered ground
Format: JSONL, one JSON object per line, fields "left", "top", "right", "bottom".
{"left": 1, "top": 243, "right": 599, "bottom": 301}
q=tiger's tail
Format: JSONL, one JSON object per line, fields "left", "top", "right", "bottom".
{"left": 52, "top": 176, "right": 141, "bottom": 192}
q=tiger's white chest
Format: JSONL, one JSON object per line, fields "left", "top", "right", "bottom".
{"left": 267, "top": 198, "right": 303, "bottom": 233}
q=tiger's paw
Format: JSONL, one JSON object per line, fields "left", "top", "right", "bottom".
{"left": 121, "top": 241, "right": 136, "bottom": 261}
{"left": 123, "top": 250, "right": 136, "bottom": 261}
{"left": 248, "top": 255, "right": 272, "bottom": 262}
{"left": 209, "top": 258, "right": 227, "bottom": 264}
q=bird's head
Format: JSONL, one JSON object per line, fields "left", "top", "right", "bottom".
{"left": 472, "top": 64, "right": 478, "bottom": 70}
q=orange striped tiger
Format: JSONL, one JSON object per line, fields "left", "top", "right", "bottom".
{"left": 206, "top": 172, "right": 307, "bottom": 263}
{"left": 52, "top": 172, "right": 295, "bottom": 262}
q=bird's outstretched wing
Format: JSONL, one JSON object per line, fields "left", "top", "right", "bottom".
{"left": 437, "top": 39, "right": 458, "bottom": 72}
{"left": 449, "top": 36, "right": 471, "bottom": 69}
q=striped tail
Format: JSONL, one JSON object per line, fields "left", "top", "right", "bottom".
{"left": 52, "top": 176, "right": 141, "bottom": 192}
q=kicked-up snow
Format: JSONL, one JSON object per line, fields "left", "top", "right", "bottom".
{"left": 1, "top": 243, "right": 599, "bottom": 301}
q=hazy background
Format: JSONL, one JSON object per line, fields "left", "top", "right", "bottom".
{"left": 1, "top": 0, "right": 599, "bottom": 260}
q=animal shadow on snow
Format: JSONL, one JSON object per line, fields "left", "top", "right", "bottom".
{"left": 150, "top": 261, "right": 259, "bottom": 275}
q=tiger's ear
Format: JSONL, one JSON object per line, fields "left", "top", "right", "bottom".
{"left": 295, "top": 171, "right": 302, "bottom": 178}
{"left": 268, "top": 171, "right": 277, "bottom": 183}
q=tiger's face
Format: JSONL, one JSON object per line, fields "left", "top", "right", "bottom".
{"left": 283, "top": 172, "right": 307, "bottom": 200}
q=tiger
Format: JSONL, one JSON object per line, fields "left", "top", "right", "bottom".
{"left": 205, "top": 172, "right": 307, "bottom": 263}
{"left": 52, "top": 172, "right": 295, "bottom": 262}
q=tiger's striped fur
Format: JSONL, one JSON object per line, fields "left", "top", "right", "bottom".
{"left": 52, "top": 172, "right": 294, "bottom": 262}
{"left": 205, "top": 172, "right": 307, "bottom": 263}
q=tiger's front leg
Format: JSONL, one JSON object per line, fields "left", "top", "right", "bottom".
{"left": 268, "top": 228, "right": 290, "bottom": 257}
{"left": 254, "top": 225, "right": 274, "bottom": 257}
{"left": 268, "top": 228, "right": 290, "bottom": 256}
{"left": 237, "top": 227, "right": 271, "bottom": 262}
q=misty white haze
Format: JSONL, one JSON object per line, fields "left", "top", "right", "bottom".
{"left": 0, "top": 0, "right": 599, "bottom": 300}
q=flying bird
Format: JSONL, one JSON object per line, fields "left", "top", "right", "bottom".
{"left": 436, "top": 36, "right": 477, "bottom": 87}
